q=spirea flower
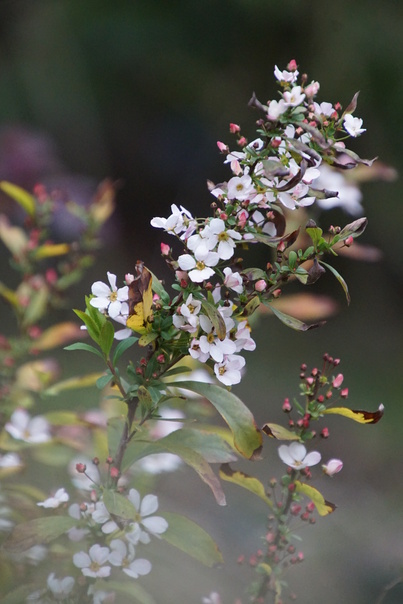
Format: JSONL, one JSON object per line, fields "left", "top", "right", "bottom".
{"left": 278, "top": 442, "right": 321, "bottom": 469}
{"left": 47, "top": 573, "right": 75, "bottom": 600}
{"left": 108, "top": 538, "right": 152, "bottom": 578}
{"left": 322, "top": 458, "right": 343, "bottom": 476}
{"left": 37, "top": 488, "right": 69, "bottom": 509}
{"left": 177, "top": 252, "right": 219, "bottom": 283}
{"left": 125, "top": 488, "right": 168, "bottom": 545}
{"left": 343, "top": 114, "right": 366, "bottom": 137}
{"left": 90, "top": 272, "right": 128, "bottom": 319}
{"left": 73, "top": 544, "right": 111, "bottom": 578}
{"left": 214, "top": 354, "right": 246, "bottom": 386}
{"left": 5, "top": 409, "right": 51, "bottom": 444}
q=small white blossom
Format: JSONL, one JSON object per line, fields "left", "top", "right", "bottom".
{"left": 313, "top": 101, "right": 334, "bottom": 117}
{"left": 274, "top": 65, "right": 299, "bottom": 84}
{"left": 173, "top": 294, "right": 202, "bottom": 332}
{"left": 150, "top": 204, "right": 196, "bottom": 238}
{"left": 177, "top": 252, "right": 219, "bottom": 283}
{"left": 125, "top": 489, "right": 168, "bottom": 545}
{"left": 227, "top": 174, "right": 255, "bottom": 201}
{"left": 278, "top": 442, "right": 321, "bottom": 469}
{"left": 108, "top": 538, "right": 152, "bottom": 579}
{"left": 214, "top": 354, "right": 246, "bottom": 386}
{"left": 5, "top": 409, "right": 51, "bottom": 444}
{"left": 223, "top": 267, "right": 243, "bottom": 294}
{"left": 343, "top": 114, "right": 366, "bottom": 137}
{"left": 37, "top": 488, "right": 69, "bottom": 509}
{"left": 0, "top": 452, "right": 22, "bottom": 470}
{"left": 283, "top": 86, "right": 306, "bottom": 107}
{"left": 267, "top": 98, "right": 287, "bottom": 120}
{"left": 73, "top": 544, "right": 111, "bottom": 578}
{"left": 90, "top": 272, "right": 129, "bottom": 319}
{"left": 91, "top": 500, "right": 119, "bottom": 534}
{"left": 47, "top": 573, "right": 75, "bottom": 600}
{"left": 199, "top": 315, "right": 237, "bottom": 363}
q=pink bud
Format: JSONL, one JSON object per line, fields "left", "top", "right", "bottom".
{"left": 237, "top": 136, "right": 247, "bottom": 147}
{"left": 160, "top": 242, "right": 170, "bottom": 256}
{"left": 287, "top": 59, "right": 298, "bottom": 71}
{"left": 217, "top": 141, "right": 228, "bottom": 153}
{"left": 229, "top": 123, "right": 241, "bottom": 133}
{"left": 282, "top": 398, "right": 292, "bottom": 412}
{"left": 332, "top": 373, "right": 344, "bottom": 388}
{"left": 344, "top": 236, "right": 354, "bottom": 247}
{"left": 320, "top": 427, "right": 330, "bottom": 438}
{"left": 341, "top": 388, "right": 349, "bottom": 398}
{"left": 76, "top": 463, "right": 86, "bottom": 473}
{"left": 255, "top": 279, "right": 267, "bottom": 292}
{"left": 110, "top": 466, "right": 120, "bottom": 479}
{"left": 322, "top": 458, "right": 343, "bottom": 476}
{"left": 125, "top": 273, "right": 135, "bottom": 285}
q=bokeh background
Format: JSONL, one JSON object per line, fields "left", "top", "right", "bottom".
{"left": 0, "top": 1, "right": 402, "bottom": 603}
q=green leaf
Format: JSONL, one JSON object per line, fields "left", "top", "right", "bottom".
{"left": 73, "top": 309, "right": 101, "bottom": 343}
{"left": 64, "top": 342, "right": 104, "bottom": 359}
{"left": 99, "top": 320, "right": 115, "bottom": 356}
{"left": 242, "top": 296, "right": 261, "bottom": 317}
{"left": 103, "top": 489, "right": 138, "bottom": 521}
{"left": 172, "top": 381, "right": 262, "bottom": 459}
{"left": 219, "top": 464, "right": 273, "bottom": 508}
{"left": 112, "top": 336, "right": 138, "bottom": 364}
{"left": 294, "top": 481, "right": 336, "bottom": 516}
{"left": 0, "top": 181, "right": 36, "bottom": 216}
{"left": 306, "top": 225, "right": 324, "bottom": 251}
{"left": 4, "top": 516, "right": 77, "bottom": 553}
{"left": 201, "top": 299, "right": 226, "bottom": 340}
{"left": 267, "top": 304, "right": 325, "bottom": 331}
{"left": 319, "top": 260, "right": 350, "bottom": 304}
{"left": 96, "top": 372, "right": 114, "bottom": 389}
{"left": 149, "top": 270, "right": 171, "bottom": 305}
{"left": 161, "top": 512, "right": 223, "bottom": 567}
{"left": 161, "top": 428, "right": 237, "bottom": 464}
{"left": 94, "top": 580, "right": 156, "bottom": 604}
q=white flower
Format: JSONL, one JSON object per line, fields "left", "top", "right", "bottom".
{"left": 227, "top": 174, "right": 255, "bottom": 201}
{"left": 73, "top": 544, "right": 111, "bottom": 578}
{"left": 177, "top": 252, "right": 219, "bottom": 283}
{"left": 214, "top": 354, "right": 246, "bottom": 386}
{"left": 313, "top": 164, "right": 363, "bottom": 215}
{"left": 173, "top": 294, "right": 202, "bottom": 332}
{"left": 125, "top": 489, "right": 168, "bottom": 545}
{"left": 223, "top": 267, "right": 243, "bottom": 294}
{"left": 202, "top": 593, "right": 222, "bottom": 604}
{"left": 5, "top": 409, "right": 51, "bottom": 443}
{"left": 37, "top": 488, "right": 69, "bottom": 509}
{"left": 283, "top": 86, "right": 306, "bottom": 107}
{"left": 208, "top": 218, "right": 242, "bottom": 260}
{"left": 278, "top": 442, "right": 321, "bottom": 469}
{"left": 343, "top": 114, "right": 366, "bottom": 137}
{"left": 91, "top": 501, "right": 119, "bottom": 534}
{"left": 234, "top": 321, "right": 256, "bottom": 352}
{"left": 313, "top": 101, "right": 334, "bottom": 117}
{"left": 322, "top": 458, "right": 343, "bottom": 476}
{"left": 267, "top": 98, "right": 287, "bottom": 120}
{"left": 198, "top": 315, "right": 236, "bottom": 363}
{"left": 90, "top": 272, "right": 128, "bottom": 319}
{"left": 150, "top": 204, "right": 196, "bottom": 238}
{"left": 108, "top": 538, "right": 152, "bottom": 579}
{"left": 47, "top": 573, "right": 75, "bottom": 600}
{"left": 0, "top": 452, "right": 22, "bottom": 469}
{"left": 274, "top": 65, "right": 299, "bottom": 84}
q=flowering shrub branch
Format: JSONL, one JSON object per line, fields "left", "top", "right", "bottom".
{"left": 0, "top": 61, "right": 387, "bottom": 603}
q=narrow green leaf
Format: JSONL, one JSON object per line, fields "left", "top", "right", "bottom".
{"left": 99, "top": 320, "right": 115, "bottom": 356}
{"left": 267, "top": 304, "right": 325, "bottom": 331}
{"left": 161, "top": 428, "right": 237, "bottom": 463}
{"left": 64, "top": 342, "right": 104, "bottom": 359}
{"left": 73, "top": 309, "right": 101, "bottom": 343}
{"left": 172, "top": 381, "right": 262, "bottom": 459}
{"left": 219, "top": 464, "right": 273, "bottom": 508}
{"left": 319, "top": 260, "right": 350, "bottom": 304}
{"left": 161, "top": 512, "right": 223, "bottom": 567}
{"left": 96, "top": 372, "right": 114, "bottom": 389}
{"left": 149, "top": 270, "right": 170, "bottom": 305}
{"left": 201, "top": 299, "right": 226, "bottom": 340}
{"left": 306, "top": 225, "right": 324, "bottom": 251}
{"left": 112, "top": 336, "right": 138, "bottom": 365}
{"left": 4, "top": 516, "right": 77, "bottom": 553}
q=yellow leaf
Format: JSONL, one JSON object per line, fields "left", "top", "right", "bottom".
{"left": 295, "top": 480, "right": 336, "bottom": 516}
{"left": 219, "top": 464, "right": 273, "bottom": 508}
{"left": 33, "top": 243, "right": 70, "bottom": 259}
{"left": 0, "top": 181, "right": 36, "bottom": 215}
{"left": 0, "top": 281, "right": 18, "bottom": 307}
{"left": 126, "top": 262, "right": 153, "bottom": 335}
{"left": 44, "top": 373, "right": 105, "bottom": 395}
{"left": 322, "top": 404, "right": 384, "bottom": 424}
{"left": 32, "top": 322, "right": 83, "bottom": 351}
{"left": 0, "top": 216, "right": 28, "bottom": 255}
{"left": 262, "top": 423, "right": 300, "bottom": 440}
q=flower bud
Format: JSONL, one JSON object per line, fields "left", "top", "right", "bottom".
{"left": 322, "top": 458, "right": 343, "bottom": 476}
{"left": 255, "top": 279, "right": 267, "bottom": 292}
{"left": 229, "top": 123, "right": 241, "bottom": 133}
{"left": 161, "top": 242, "right": 170, "bottom": 256}
{"left": 332, "top": 373, "right": 344, "bottom": 388}
{"left": 217, "top": 141, "right": 228, "bottom": 153}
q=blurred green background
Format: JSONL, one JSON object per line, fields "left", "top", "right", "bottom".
{"left": 0, "top": 1, "right": 402, "bottom": 603}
